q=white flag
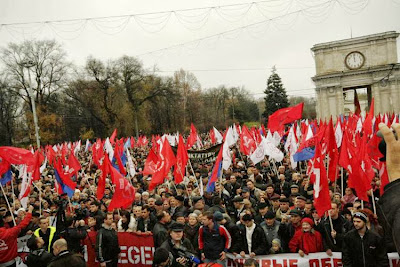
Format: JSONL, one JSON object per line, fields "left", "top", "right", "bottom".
{"left": 104, "top": 138, "right": 114, "bottom": 160}
{"left": 334, "top": 121, "right": 343, "bottom": 148}
{"left": 264, "top": 140, "right": 284, "bottom": 162}
{"left": 250, "top": 139, "right": 266, "bottom": 165}
{"left": 222, "top": 127, "right": 235, "bottom": 170}
{"left": 213, "top": 127, "right": 223, "bottom": 144}
{"left": 126, "top": 148, "right": 136, "bottom": 177}
{"left": 85, "top": 139, "right": 91, "bottom": 152}
{"left": 74, "top": 140, "right": 81, "bottom": 155}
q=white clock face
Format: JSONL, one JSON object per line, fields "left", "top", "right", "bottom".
{"left": 345, "top": 52, "right": 365, "bottom": 70}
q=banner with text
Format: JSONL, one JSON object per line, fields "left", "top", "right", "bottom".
{"left": 83, "top": 231, "right": 154, "bottom": 267}
{"left": 227, "top": 252, "right": 400, "bottom": 267}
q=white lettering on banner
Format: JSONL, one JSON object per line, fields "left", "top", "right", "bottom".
{"left": 226, "top": 252, "right": 400, "bottom": 267}
{"left": 118, "top": 246, "right": 154, "bottom": 265}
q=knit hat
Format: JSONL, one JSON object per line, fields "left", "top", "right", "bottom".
{"left": 301, "top": 217, "right": 314, "bottom": 227}
{"left": 213, "top": 211, "right": 224, "bottom": 222}
{"left": 271, "top": 239, "right": 281, "bottom": 247}
{"left": 353, "top": 212, "right": 368, "bottom": 223}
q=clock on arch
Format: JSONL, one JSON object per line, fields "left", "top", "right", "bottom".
{"left": 345, "top": 51, "right": 365, "bottom": 70}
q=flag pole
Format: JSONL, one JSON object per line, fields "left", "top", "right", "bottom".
{"left": 10, "top": 179, "right": 15, "bottom": 210}
{"left": 187, "top": 159, "right": 200, "bottom": 188}
{"left": 0, "top": 182, "right": 16, "bottom": 225}
{"left": 341, "top": 167, "right": 344, "bottom": 197}
{"left": 33, "top": 182, "right": 42, "bottom": 216}
{"left": 370, "top": 189, "right": 377, "bottom": 215}
{"left": 328, "top": 213, "right": 337, "bottom": 245}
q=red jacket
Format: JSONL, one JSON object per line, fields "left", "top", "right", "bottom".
{"left": 289, "top": 229, "right": 324, "bottom": 254}
{"left": 0, "top": 212, "right": 32, "bottom": 263}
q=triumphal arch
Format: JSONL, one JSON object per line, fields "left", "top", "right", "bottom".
{"left": 311, "top": 31, "right": 400, "bottom": 119}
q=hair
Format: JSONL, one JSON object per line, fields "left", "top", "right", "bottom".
{"left": 156, "top": 211, "right": 167, "bottom": 222}
{"left": 212, "top": 196, "right": 222, "bottom": 206}
{"left": 202, "top": 211, "right": 213, "bottom": 220}
{"left": 142, "top": 205, "right": 150, "bottom": 212}
{"left": 244, "top": 258, "right": 259, "bottom": 267}
{"left": 120, "top": 210, "right": 131, "bottom": 231}
{"left": 27, "top": 236, "right": 39, "bottom": 251}
{"left": 39, "top": 216, "right": 48, "bottom": 224}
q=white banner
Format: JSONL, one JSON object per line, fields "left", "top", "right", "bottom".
{"left": 227, "top": 252, "right": 400, "bottom": 267}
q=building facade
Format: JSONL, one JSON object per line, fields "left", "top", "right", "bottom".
{"left": 311, "top": 31, "right": 400, "bottom": 119}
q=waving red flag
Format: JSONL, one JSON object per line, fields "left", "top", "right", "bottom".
{"left": 32, "top": 150, "right": 45, "bottom": 181}
{"left": 67, "top": 152, "right": 81, "bottom": 176}
{"left": 110, "top": 129, "right": 117, "bottom": 145}
{"left": 186, "top": 123, "right": 198, "bottom": 149}
{"left": 113, "top": 142, "right": 127, "bottom": 176}
{"left": 0, "top": 147, "right": 35, "bottom": 167}
{"left": 108, "top": 165, "right": 136, "bottom": 210}
{"left": 310, "top": 142, "right": 331, "bottom": 217}
{"left": 174, "top": 135, "right": 188, "bottom": 184}
{"left": 162, "top": 138, "right": 176, "bottom": 177}
{"left": 97, "top": 155, "right": 112, "bottom": 200}
{"left": 267, "top": 102, "right": 304, "bottom": 133}
{"left": 240, "top": 125, "right": 256, "bottom": 156}
{"left": 325, "top": 118, "right": 339, "bottom": 182}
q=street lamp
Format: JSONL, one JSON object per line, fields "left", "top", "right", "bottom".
{"left": 21, "top": 60, "right": 41, "bottom": 149}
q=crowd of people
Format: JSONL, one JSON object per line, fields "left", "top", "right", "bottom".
{"left": 0, "top": 123, "right": 399, "bottom": 267}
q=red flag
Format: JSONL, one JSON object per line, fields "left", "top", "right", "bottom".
{"left": 338, "top": 131, "right": 351, "bottom": 170}
{"left": 130, "top": 136, "right": 135, "bottom": 149}
{"left": 363, "top": 98, "right": 375, "bottom": 137}
{"left": 108, "top": 165, "right": 136, "bottom": 210}
{"left": 110, "top": 129, "right": 117, "bottom": 145}
{"left": 240, "top": 125, "right": 256, "bottom": 156}
{"left": 46, "top": 145, "right": 56, "bottom": 165}
{"left": 310, "top": 142, "right": 331, "bottom": 217}
{"left": 32, "top": 150, "right": 45, "bottom": 181}
{"left": 161, "top": 138, "right": 176, "bottom": 177}
{"left": 67, "top": 152, "right": 81, "bottom": 175}
{"left": 0, "top": 159, "right": 11, "bottom": 177}
{"left": 54, "top": 160, "right": 77, "bottom": 191}
{"left": 325, "top": 118, "right": 339, "bottom": 182}
{"left": 97, "top": 155, "right": 111, "bottom": 200}
{"left": 174, "top": 135, "right": 188, "bottom": 184}
{"left": 209, "top": 129, "right": 216, "bottom": 144}
{"left": 0, "top": 147, "right": 35, "bottom": 167}
{"left": 186, "top": 123, "right": 198, "bottom": 149}
{"left": 267, "top": 102, "right": 304, "bottom": 133}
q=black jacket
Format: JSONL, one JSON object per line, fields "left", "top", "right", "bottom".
{"left": 95, "top": 225, "right": 120, "bottom": 263}
{"left": 377, "top": 179, "right": 400, "bottom": 254}
{"left": 320, "top": 215, "right": 352, "bottom": 252}
{"left": 184, "top": 224, "right": 200, "bottom": 254}
{"left": 137, "top": 215, "right": 157, "bottom": 232}
{"left": 160, "top": 238, "right": 196, "bottom": 267}
{"left": 153, "top": 222, "right": 170, "bottom": 248}
{"left": 25, "top": 249, "right": 53, "bottom": 267}
{"left": 47, "top": 250, "right": 86, "bottom": 267}
{"left": 61, "top": 226, "right": 87, "bottom": 254}
{"left": 240, "top": 224, "right": 269, "bottom": 255}
{"left": 278, "top": 222, "right": 301, "bottom": 253}
{"left": 342, "top": 229, "right": 389, "bottom": 267}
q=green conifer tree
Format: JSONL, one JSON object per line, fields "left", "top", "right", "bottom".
{"left": 263, "top": 67, "right": 289, "bottom": 122}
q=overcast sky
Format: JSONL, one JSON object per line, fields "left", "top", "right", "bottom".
{"left": 1, "top": 0, "right": 399, "bottom": 100}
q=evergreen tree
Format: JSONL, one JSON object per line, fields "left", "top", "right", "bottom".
{"left": 263, "top": 67, "right": 289, "bottom": 122}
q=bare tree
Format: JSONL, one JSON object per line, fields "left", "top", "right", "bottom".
{"left": 0, "top": 78, "right": 21, "bottom": 145}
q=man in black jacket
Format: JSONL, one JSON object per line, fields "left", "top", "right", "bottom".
{"left": 96, "top": 212, "right": 120, "bottom": 267}
{"left": 320, "top": 202, "right": 352, "bottom": 254}
{"left": 61, "top": 216, "right": 87, "bottom": 254}
{"left": 342, "top": 212, "right": 389, "bottom": 267}
{"left": 137, "top": 205, "right": 157, "bottom": 232}
{"left": 153, "top": 211, "right": 172, "bottom": 248}
{"left": 238, "top": 214, "right": 269, "bottom": 256}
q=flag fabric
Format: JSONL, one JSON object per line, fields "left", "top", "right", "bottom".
{"left": 85, "top": 139, "right": 91, "bottom": 152}
{"left": 363, "top": 98, "right": 375, "bottom": 138}
{"left": 325, "top": 118, "right": 339, "bottom": 182}
{"left": 54, "top": 160, "right": 76, "bottom": 198}
{"left": 104, "top": 138, "right": 114, "bottom": 160}
{"left": 97, "top": 154, "right": 112, "bottom": 200}
{"left": 335, "top": 120, "right": 343, "bottom": 148}
{"left": 126, "top": 148, "right": 136, "bottom": 177}
{"left": 267, "top": 103, "right": 304, "bottom": 133}
{"left": 110, "top": 129, "right": 118, "bottom": 144}
{"left": 0, "top": 169, "right": 12, "bottom": 186}
{"left": 250, "top": 138, "right": 266, "bottom": 165}
{"left": 174, "top": 135, "right": 188, "bottom": 184}
{"left": 32, "top": 150, "right": 45, "bottom": 181}
{"left": 206, "top": 146, "right": 223, "bottom": 192}
{"left": 240, "top": 125, "right": 256, "bottom": 156}
{"left": 186, "top": 123, "right": 198, "bottom": 149}
{"left": 113, "top": 143, "right": 127, "bottom": 176}
{"left": 213, "top": 127, "right": 223, "bottom": 144}
{"left": 222, "top": 127, "right": 235, "bottom": 170}
{"left": 18, "top": 165, "right": 31, "bottom": 208}
{"left": 0, "top": 147, "right": 35, "bottom": 168}
{"left": 310, "top": 143, "right": 331, "bottom": 217}
{"left": 67, "top": 152, "right": 81, "bottom": 176}
{"left": 264, "top": 140, "right": 284, "bottom": 162}
{"left": 108, "top": 165, "right": 136, "bottom": 210}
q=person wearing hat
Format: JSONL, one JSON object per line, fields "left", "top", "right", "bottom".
{"left": 160, "top": 222, "right": 196, "bottom": 267}
{"left": 265, "top": 184, "right": 280, "bottom": 201}
{"left": 342, "top": 212, "right": 389, "bottom": 266}
{"left": 276, "top": 198, "right": 290, "bottom": 221}
{"left": 269, "top": 195, "right": 280, "bottom": 213}
{"left": 260, "top": 211, "right": 280, "bottom": 247}
{"left": 240, "top": 187, "right": 256, "bottom": 207}
{"left": 228, "top": 196, "right": 245, "bottom": 223}
{"left": 278, "top": 208, "right": 302, "bottom": 253}
{"left": 254, "top": 202, "right": 269, "bottom": 224}
{"left": 294, "top": 196, "right": 307, "bottom": 211}
{"left": 238, "top": 214, "right": 268, "bottom": 257}
{"left": 289, "top": 217, "right": 324, "bottom": 257}
{"left": 171, "top": 196, "right": 188, "bottom": 218}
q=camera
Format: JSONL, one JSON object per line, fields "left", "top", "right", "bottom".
{"left": 176, "top": 247, "right": 201, "bottom": 265}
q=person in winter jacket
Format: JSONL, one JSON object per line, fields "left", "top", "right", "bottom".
{"left": 96, "top": 212, "right": 120, "bottom": 267}
{"left": 0, "top": 205, "right": 33, "bottom": 267}
{"left": 377, "top": 122, "right": 400, "bottom": 254}
{"left": 48, "top": 239, "right": 86, "bottom": 267}
{"left": 33, "top": 216, "right": 58, "bottom": 253}
{"left": 60, "top": 216, "right": 87, "bottom": 254}
{"left": 25, "top": 235, "right": 53, "bottom": 267}
{"left": 289, "top": 217, "right": 324, "bottom": 257}
{"left": 153, "top": 211, "right": 172, "bottom": 249}
{"left": 278, "top": 208, "right": 302, "bottom": 252}
{"left": 117, "top": 210, "right": 136, "bottom": 232}
{"left": 342, "top": 212, "right": 389, "bottom": 267}
{"left": 238, "top": 214, "right": 269, "bottom": 257}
